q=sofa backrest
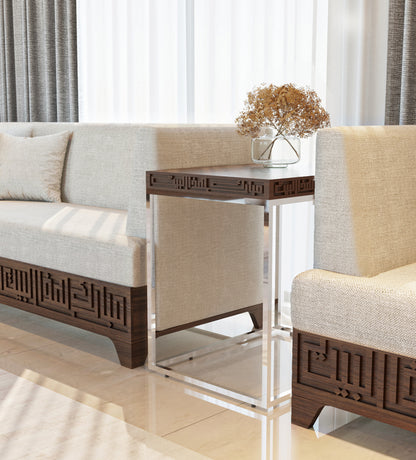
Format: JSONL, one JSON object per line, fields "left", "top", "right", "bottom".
{"left": 30, "top": 123, "right": 141, "bottom": 210}
{"left": 0, "top": 122, "right": 140, "bottom": 211}
{"left": 0, "top": 123, "right": 251, "bottom": 236}
{"left": 314, "top": 125, "right": 416, "bottom": 277}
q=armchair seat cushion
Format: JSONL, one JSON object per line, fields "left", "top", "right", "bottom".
{"left": 292, "top": 263, "right": 416, "bottom": 358}
{"left": 0, "top": 201, "right": 146, "bottom": 287}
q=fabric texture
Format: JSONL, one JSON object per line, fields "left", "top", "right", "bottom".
{"left": 0, "top": 0, "right": 78, "bottom": 122}
{"left": 385, "top": 0, "right": 416, "bottom": 124}
{"left": 31, "top": 123, "right": 142, "bottom": 210}
{"left": 314, "top": 126, "right": 416, "bottom": 277}
{"left": 0, "top": 131, "right": 71, "bottom": 202}
{"left": 0, "top": 122, "right": 263, "bottom": 329}
{"left": 292, "top": 265, "right": 416, "bottom": 358}
{"left": 15, "top": 123, "right": 142, "bottom": 211}
{"left": 126, "top": 124, "right": 252, "bottom": 238}
{"left": 155, "top": 197, "right": 263, "bottom": 331}
{"left": 0, "top": 201, "right": 146, "bottom": 287}
{"left": 0, "top": 126, "right": 32, "bottom": 137}
{"left": 125, "top": 125, "right": 261, "bottom": 331}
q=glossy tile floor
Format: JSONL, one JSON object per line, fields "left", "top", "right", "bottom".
{"left": 1, "top": 305, "right": 416, "bottom": 459}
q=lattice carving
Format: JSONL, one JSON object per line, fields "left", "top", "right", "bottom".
{"left": 148, "top": 173, "right": 266, "bottom": 197}
{"left": 295, "top": 331, "right": 416, "bottom": 421}
{"left": 38, "top": 272, "right": 67, "bottom": 311}
{"left": 0, "top": 265, "right": 33, "bottom": 304}
{"left": 273, "top": 178, "right": 314, "bottom": 197}
{"left": 147, "top": 169, "right": 315, "bottom": 200}
{"left": 296, "top": 333, "right": 376, "bottom": 407}
{"left": 0, "top": 260, "right": 130, "bottom": 333}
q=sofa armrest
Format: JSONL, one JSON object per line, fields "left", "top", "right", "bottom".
{"left": 126, "top": 125, "right": 262, "bottom": 331}
{"left": 291, "top": 268, "right": 416, "bottom": 357}
{"left": 126, "top": 125, "right": 251, "bottom": 238}
{"left": 315, "top": 126, "right": 416, "bottom": 278}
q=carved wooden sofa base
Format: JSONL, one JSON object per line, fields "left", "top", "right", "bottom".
{"left": 292, "top": 329, "right": 416, "bottom": 433}
{"left": 0, "top": 256, "right": 147, "bottom": 368}
{"left": 0, "top": 255, "right": 264, "bottom": 368}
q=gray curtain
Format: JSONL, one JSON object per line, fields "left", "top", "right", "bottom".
{"left": 0, "top": 0, "right": 78, "bottom": 122}
{"left": 385, "top": 0, "right": 416, "bottom": 124}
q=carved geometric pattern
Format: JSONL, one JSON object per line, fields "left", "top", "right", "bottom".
{"left": 297, "top": 333, "right": 377, "bottom": 407}
{"left": 148, "top": 173, "right": 266, "bottom": 198}
{"left": 273, "top": 178, "right": 314, "bottom": 197}
{"left": 335, "top": 387, "right": 349, "bottom": 398}
{"left": 147, "top": 170, "right": 314, "bottom": 200}
{"left": 389, "top": 358, "right": 416, "bottom": 415}
{"left": 313, "top": 352, "right": 327, "bottom": 361}
{"left": 0, "top": 265, "right": 34, "bottom": 304}
{"left": 295, "top": 331, "right": 416, "bottom": 420}
{"left": 0, "top": 259, "right": 130, "bottom": 333}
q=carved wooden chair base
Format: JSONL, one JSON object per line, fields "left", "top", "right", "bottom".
{"left": 292, "top": 329, "right": 416, "bottom": 433}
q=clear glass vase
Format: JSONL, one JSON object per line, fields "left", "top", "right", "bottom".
{"left": 251, "top": 129, "right": 301, "bottom": 168}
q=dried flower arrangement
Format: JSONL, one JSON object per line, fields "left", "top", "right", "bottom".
{"left": 235, "top": 83, "right": 330, "bottom": 163}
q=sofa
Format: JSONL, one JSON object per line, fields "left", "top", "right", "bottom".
{"left": 0, "top": 123, "right": 263, "bottom": 368}
{"left": 291, "top": 126, "right": 416, "bottom": 432}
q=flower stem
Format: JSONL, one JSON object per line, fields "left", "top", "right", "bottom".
{"left": 282, "top": 136, "right": 300, "bottom": 159}
{"left": 258, "top": 137, "right": 277, "bottom": 160}
{"left": 257, "top": 135, "right": 299, "bottom": 161}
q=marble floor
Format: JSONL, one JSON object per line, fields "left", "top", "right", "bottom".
{"left": 0, "top": 305, "right": 416, "bottom": 459}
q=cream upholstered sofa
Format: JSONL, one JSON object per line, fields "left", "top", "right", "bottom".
{"left": 291, "top": 126, "right": 416, "bottom": 432}
{"left": 0, "top": 123, "right": 263, "bottom": 368}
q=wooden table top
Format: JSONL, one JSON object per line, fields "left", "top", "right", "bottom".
{"left": 146, "top": 163, "right": 314, "bottom": 200}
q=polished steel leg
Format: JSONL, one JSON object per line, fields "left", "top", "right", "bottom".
{"left": 262, "top": 203, "right": 277, "bottom": 409}
{"left": 146, "top": 194, "right": 157, "bottom": 368}
{"left": 146, "top": 195, "right": 301, "bottom": 411}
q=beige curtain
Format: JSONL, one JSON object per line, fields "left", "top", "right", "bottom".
{"left": 385, "top": 0, "right": 416, "bottom": 124}
{"left": 0, "top": 0, "right": 78, "bottom": 122}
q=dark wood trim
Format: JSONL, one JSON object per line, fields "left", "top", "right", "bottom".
{"left": 0, "top": 256, "right": 147, "bottom": 369}
{"left": 156, "top": 303, "right": 263, "bottom": 337}
{"left": 292, "top": 329, "right": 416, "bottom": 433}
{"left": 291, "top": 394, "right": 324, "bottom": 429}
{"left": 249, "top": 305, "right": 263, "bottom": 330}
{"left": 0, "top": 255, "right": 265, "bottom": 367}
{"left": 146, "top": 165, "right": 314, "bottom": 201}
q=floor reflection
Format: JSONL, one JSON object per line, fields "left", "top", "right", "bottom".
{"left": 0, "top": 305, "right": 415, "bottom": 459}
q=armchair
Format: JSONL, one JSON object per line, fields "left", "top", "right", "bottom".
{"left": 291, "top": 126, "right": 416, "bottom": 432}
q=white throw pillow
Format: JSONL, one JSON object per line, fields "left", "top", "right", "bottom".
{"left": 0, "top": 131, "right": 72, "bottom": 202}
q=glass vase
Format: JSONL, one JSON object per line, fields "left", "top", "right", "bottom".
{"left": 251, "top": 132, "right": 301, "bottom": 168}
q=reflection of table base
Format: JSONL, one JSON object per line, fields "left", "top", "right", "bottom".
{"left": 186, "top": 385, "right": 292, "bottom": 460}
{"left": 146, "top": 164, "right": 314, "bottom": 412}
{"left": 149, "top": 328, "right": 292, "bottom": 410}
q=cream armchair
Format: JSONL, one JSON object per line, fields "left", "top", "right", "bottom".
{"left": 291, "top": 126, "right": 416, "bottom": 432}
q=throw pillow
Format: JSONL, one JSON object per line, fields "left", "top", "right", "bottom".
{"left": 0, "top": 131, "right": 72, "bottom": 202}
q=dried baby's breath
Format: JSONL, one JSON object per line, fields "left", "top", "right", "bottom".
{"left": 235, "top": 83, "right": 330, "bottom": 138}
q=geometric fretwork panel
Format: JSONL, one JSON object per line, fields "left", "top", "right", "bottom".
{"left": 273, "top": 178, "right": 314, "bottom": 198}
{"left": 0, "top": 265, "right": 34, "bottom": 304}
{"left": 384, "top": 357, "right": 416, "bottom": 417}
{"left": 147, "top": 171, "right": 314, "bottom": 200}
{"left": 295, "top": 331, "right": 416, "bottom": 419}
{"left": 71, "top": 281, "right": 128, "bottom": 329}
{"left": 0, "top": 259, "right": 130, "bottom": 333}
{"left": 38, "top": 271, "right": 68, "bottom": 311}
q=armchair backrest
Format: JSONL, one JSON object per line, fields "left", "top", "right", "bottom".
{"left": 314, "top": 126, "right": 416, "bottom": 277}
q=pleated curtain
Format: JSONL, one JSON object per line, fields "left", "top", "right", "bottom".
{"left": 0, "top": 0, "right": 78, "bottom": 122}
{"left": 385, "top": 0, "right": 416, "bottom": 125}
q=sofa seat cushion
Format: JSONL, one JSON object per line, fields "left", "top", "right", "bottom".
{"left": 0, "top": 201, "right": 146, "bottom": 287}
{"left": 291, "top": 263, "right": 416, "bottom": 358}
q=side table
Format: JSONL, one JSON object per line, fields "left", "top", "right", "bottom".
{"left": 146, "top": 163, "right": 314, "bottom": 412}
